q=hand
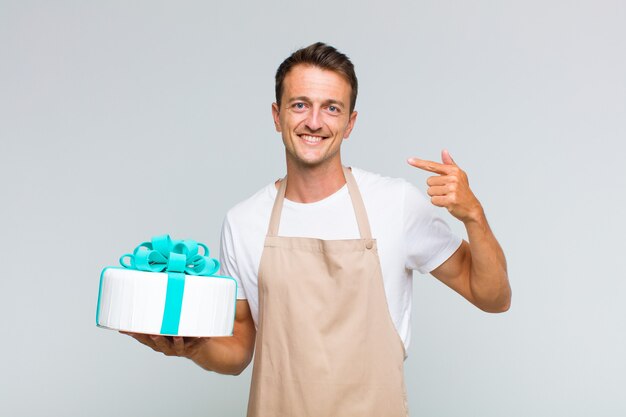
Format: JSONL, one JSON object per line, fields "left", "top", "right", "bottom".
{"left": 121, "top": 331, "right": 206, "bottom": 359}
{"left": 408, "top": 149, "right": 483, "bottom": 223}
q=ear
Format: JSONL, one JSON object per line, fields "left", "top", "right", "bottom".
{"left": 271, "top": 102, "right": 282, "bottom": 132}
{"left": 343, "top": 111, "right": 358, "bottom": 139}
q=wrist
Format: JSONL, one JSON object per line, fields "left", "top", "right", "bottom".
{"left": 187, "top": 337, "right": 210, "bottom": 363}
{"left": 462, "top": 203, "right": 485, "bottom": 226}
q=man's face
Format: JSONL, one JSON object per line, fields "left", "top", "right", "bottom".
{"left": 272, "top": 64, "right": 357, "bottom": 169}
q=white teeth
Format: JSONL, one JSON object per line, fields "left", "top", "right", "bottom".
{"left": 301, "top": 135, "right": 322, "bottom": 143}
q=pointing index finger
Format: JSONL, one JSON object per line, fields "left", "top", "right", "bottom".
{"left": 407, "top": 158, "right": 454, "bottom": 175}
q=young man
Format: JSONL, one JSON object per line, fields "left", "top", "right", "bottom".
{"left": 129, "top": 42, "right": 511, "bottom": 416}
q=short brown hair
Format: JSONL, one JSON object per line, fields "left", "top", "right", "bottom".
{"left": 275, "top": 42, "right": 358, "bottom": 113}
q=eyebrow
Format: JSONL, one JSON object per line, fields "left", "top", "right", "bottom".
{"left": 288, "top": 96, "right": 346, "bottom": 108}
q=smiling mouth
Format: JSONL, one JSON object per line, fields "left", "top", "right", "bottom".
{"left": 299, "top": 134, "right": 326, "bottom": 144}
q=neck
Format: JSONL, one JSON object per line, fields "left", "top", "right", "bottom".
{"left": 283, "top": 158, "right": 346, "bottom": 203}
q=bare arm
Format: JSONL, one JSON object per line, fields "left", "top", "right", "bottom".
{"left": 431, "top": 224, "right": 510, "bottom": 313}
{"left": 125, "top": 299, "right": 256, "bottom": 375}
{"left": 408, "top": 150, "right": 511, "bottom": 313}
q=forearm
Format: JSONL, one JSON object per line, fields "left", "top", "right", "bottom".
{"left": 125, "top": 302, "right": 256, "bottom": 374}
{"left": 464, "top": 206, "right": 511, "bottom": 312}
{"left": 190, "top": 333, "right": 255, "bottom": 375}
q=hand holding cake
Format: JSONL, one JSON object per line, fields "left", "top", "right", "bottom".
{"left": 121, "top": 333, "right": 205, "bottom": 358}
{"left": 120, "top": 300, "right": 256, "bottom": 376}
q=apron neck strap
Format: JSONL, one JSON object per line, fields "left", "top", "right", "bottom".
{"left": 343, "top": 166, "right": 373, "bottom": 239}
{"left": 267, "top": 176, "right": 288, "bottom": 237}
{"left": 267, "top": 166, "right": 373, "bottom": 240}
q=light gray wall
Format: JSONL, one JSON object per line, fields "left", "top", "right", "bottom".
{"left": 1, "top": 1, "right": 624, "bottom": 416}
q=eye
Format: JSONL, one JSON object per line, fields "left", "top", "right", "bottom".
{"left": 325, "top": 104, "right": 342, "bottom": 115}
{"left": 292, "top": 102, "right": 307, "bottom": 111}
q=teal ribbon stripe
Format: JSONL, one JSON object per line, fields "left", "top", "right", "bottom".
{"left": 117, "top": 235, "right": 221, "bottom": 335}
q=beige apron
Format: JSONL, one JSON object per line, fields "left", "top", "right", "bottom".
{"left": 247, "top": 167, "right": 408, "bottom": 417}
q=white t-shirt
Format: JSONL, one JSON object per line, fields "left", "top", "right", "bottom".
{"left": 219, "top": 167, "right": 462, "bottom": 351}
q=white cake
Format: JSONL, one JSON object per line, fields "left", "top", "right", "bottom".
{"left": 96, "top": 267, "right": 237, "bottom": 337}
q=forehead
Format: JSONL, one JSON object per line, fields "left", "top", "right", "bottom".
{"left": 282, "top": 64, "right": 351, "bottom": 103}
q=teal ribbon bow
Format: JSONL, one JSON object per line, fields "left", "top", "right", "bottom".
{"left": 120, "top": 234, "right": 220, "bottom": 335}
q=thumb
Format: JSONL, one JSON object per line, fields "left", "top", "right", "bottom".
{"left": 441, "top": 149, "right": 456, "bottom": 165}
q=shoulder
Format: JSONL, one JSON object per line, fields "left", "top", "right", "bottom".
{"left": 224, "top": 182, "right": 276, "bottom": 230}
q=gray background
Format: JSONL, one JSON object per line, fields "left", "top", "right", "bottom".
{"left": 1, "top": 1, "right": 624, "bottom": 416}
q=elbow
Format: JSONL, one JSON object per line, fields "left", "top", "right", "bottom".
{"left": 501, "top": 294, "right": 512, "bottom": 312}
{"left": 480, "top": 288, "right": 512, "bottom": 313}
{"left": 479, "top": 302, "right": 510, "bottom": 314}
{"left": 201, "top": 359, "right": 251, "bottom": 376}
{"left": 220, "top": 366, "right": 243, "bottom": 376}
{"left": 225, "top": 350, "right": 254, "bottom": 376}
{"left": 195, "top": 348, "right": 254, "bottom": 376}
{"left": 470, "top": 278, "right": 511, "bottom": 313}
{"left": 229, "top": 366, "right": 247, "bottom": 376}
{"left": 228, "top": 358, "right": 251, "bottom": 376}
{"left": 471, "top": 271, "right": 511, "bottom": 313}
{"left": 488, "top": 299, "right": 511, "bottom": 313}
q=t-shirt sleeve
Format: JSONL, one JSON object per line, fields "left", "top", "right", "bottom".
{"left": 403, "top": 181, "right": 463, "bottom": 274}
{"left": 219, "top": 213, "right": 247, "bottom": 300}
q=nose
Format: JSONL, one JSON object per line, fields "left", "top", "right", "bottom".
{"left": 304, "top": 106, "right": 323, "bottom": 131}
